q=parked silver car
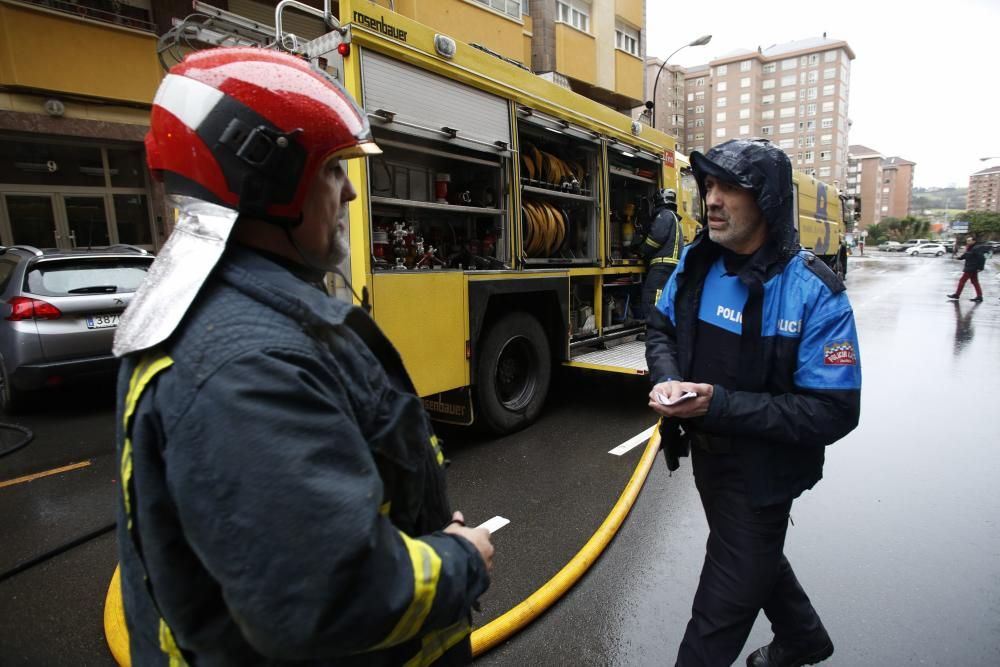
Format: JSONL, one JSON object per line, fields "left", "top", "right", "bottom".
{"left": 0, "top": 244, "right": 153, "bottom": 411}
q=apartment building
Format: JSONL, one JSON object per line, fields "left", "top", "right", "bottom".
{"left": 652, "top": 37, "right": 854, "bottom": 188}
{"left": 1, "top": 0, "right": 647, "bottom": 250}
{"left": 641, "top": 59, "right": 686, "bottom": 139}
{"left": 882, "top": 156, "right": 915, "bottom": 219}
{"left": 845, "top": 145, "right": 884, "bottom": 230}
{"left": 967, "top": 165, "right": 1000, "bottom": 212}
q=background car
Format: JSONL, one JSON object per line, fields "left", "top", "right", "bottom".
{"left": 906, "top": 243, "right": 946, "bottom": 257}
{"left": 0, "top": 244, "right": 153, "bottom": 411}
{"left": 878, "top": 241, "right": 903, "bottom": 252}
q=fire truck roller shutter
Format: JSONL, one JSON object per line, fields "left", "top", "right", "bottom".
{"left": 361, "top": 50, "right": 511, "bottom": 154}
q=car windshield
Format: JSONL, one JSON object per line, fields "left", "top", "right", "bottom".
{"left": 26, "top": 259, "right": 150, "bottom": 297}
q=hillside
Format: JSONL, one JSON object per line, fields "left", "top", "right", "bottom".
{"left": 913, "top": 187, "right": 967, "bottom": 211}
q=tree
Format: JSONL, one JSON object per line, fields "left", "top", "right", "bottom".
{"left": 957, "top": 211, "right": 1000, "bottom": 240}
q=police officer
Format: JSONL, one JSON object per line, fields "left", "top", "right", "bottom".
{"left": 638, "top": 188, "right": 682, "bottom": 321}
{"left": 113, "top": 48, "right": 493, "bottom": 666}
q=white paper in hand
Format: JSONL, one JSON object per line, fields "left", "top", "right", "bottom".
{"left": 656, "top": 390, "right": 697, "bottom": 405}
{"left": 476, "top": 516, "right": 510, "bottom": 534}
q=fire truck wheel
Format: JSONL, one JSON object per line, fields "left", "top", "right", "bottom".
{"left": 475, "top": 311, "right": 551, "bottom": 435}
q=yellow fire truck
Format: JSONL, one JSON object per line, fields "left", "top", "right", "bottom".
{"left": 792, "top": 171, "right": 850, "bottom": 278}
{"left": 163, "top": 2, "right": 844, "bottom": 434}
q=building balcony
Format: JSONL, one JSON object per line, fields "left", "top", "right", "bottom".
{"left": 0, "top": 0, "right": 161, "bottom": 104}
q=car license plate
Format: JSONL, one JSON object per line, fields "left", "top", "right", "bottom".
{"left": 86, "top": 313, "right": 119, "bottom": 329}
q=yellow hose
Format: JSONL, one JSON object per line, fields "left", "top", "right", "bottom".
{"left": 471, "top": 421, "right": 661, "bottom": 655}
{"left": 103, "top": 422, "right": 662, "bottom": 664}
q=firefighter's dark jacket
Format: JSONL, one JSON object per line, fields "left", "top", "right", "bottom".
{"left": 645, "top": 142, "right": 862, "bottom": 509}
{"left": 115, "top": 245, "right": 489, "bottom": 665}
{"left": 639, "top": 204, "right": 680, "bottom": 263}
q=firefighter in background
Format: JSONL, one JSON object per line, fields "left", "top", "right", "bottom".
{"left": 638, "top": 188, "right": 683, "bottom": 322}
{"left": 112, "top": 48, "right": 492, "bottom": 666}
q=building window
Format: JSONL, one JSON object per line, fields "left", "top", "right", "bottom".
{"left": 761, "top": 109, "right": 774, "bottom": 120}
{"left": 781, "top": 58, "right": 797, "bottom": 70}
{"left": 740, "top": 125, "right": 750, "bottom": 136}
{"left": 779, "top": 138, "right": 795, "bottom": 148}
{"left": 820, "top": 151, "right": 831, "bottom": 161}
{"left": 696, "top": 77, "right": 705, "bottom": 87}
{"left": 804, "top": 135, "right": 815, "bottom": 147}
{"left": 694, "top": 105, "right": 705, "bottom": 113}
{"left": 807, "top": 70, "right": 818, "bottom": 84}
{"left": 716, "top": 111, "right": 727, "bottom": 122}
{"left": 687, "top": 93, "right": 694, "bottom": 101}
{"left": 694, "top": 132, "right": 704, "bottom": 141}
{"left": 823, "top": 84, "right": 835, "bottom": 96}
{"left": 761, "top": 126, "right": 773, "bottom": 135}
{"left": 763, "top": 62, "right": 776, "bottom": 73}
{"left": 739, "top": 108, "right": 750, "bottom": 119}
{"left": 806, "top": 120, "right": 816, "bottom": 130}
{"left": 740, "top": 77, "right": 751, "bottom": 88}
{"left": 716, "top": 128, "right": 727, "bottom": 138}
{"left": 740, "top": 60, "right": 752, "bottom": 72}
{"left": 474, "top": 0, "right": 523, "bottom": 18}
{"left": 556, "top": 0, "right": 589, "bottom": 32}
{"left": 781, "top": 74, "right": 796, "bottom": 86}
{"left": 808, "top": 54, "right": 819, "bottom": 66}
{"left": 763, "top": 79, "right": 776, "bottom": 90}
{"left": 780, "top": 122, "right": 794, "bottom": 134}
{"left": 825, "top": 50, "right": 837, "bottom": 62}
{"left": 821, "top": 117, "right": 833, "bottom": 129}
{"left": 819, "top": 134, "right": 832, "bottom": 146}
{"left": 739, "top": 93, "right": 751, "bottom": 104}
{"left": 780, "top": 106, "right": 795, "bottom": 118}
{"left": 694, "top": 119, "right": 705, "bottom": 127}
{"left": 615, "top": 24, "right": 639, "bottom": 56}
{"left": 762, "top": 94, "right": 775, "bottom": 105}
{"left": 717, "top": 97, "right": 727, "bottom": 108}
{"left": 804, "top": 151, "right": 814, "bottom": 162}
{"left": 824, "top": 67, "right": 836, "bottom": 80}
{"left": 807, "top": 103, "right": 817, "bottom": 116}
{"left": 806, "top": 87, "right": 817, "bottom": 99}
{"left": 717, "top": 81, "right": 728, "bottom": 92}
{"left": 780, "top": 91, "right": 796, "bottom": 102}
{"left": 822, "top": 100, "right": 834, "bottom": 112}
{"left": 695, "top": 91, "right": 705, "bottom": 100}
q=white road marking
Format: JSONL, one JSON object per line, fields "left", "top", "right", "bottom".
{"left": 476, "top": 516, "right": 510, "bottom": 534}
{"left": 609, "top": 425, "right": 657, "bottom": 456}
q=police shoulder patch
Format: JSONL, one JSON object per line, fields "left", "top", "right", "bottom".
{"left": 823, "top": 340, "right": 857, "bottom": 366}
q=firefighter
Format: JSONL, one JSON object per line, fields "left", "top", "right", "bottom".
{"left": 113, "top": 48, "right": 492, "bottom": 666}
{"left": 638, "top": 188, "right": 682, "bottom": 322}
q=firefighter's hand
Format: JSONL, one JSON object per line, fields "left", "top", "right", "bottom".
{"left": 649, "top": 381, "right": 714, "bottom": 419}
{"left": 444, "top": 511, "right": 494, "bottom": 573}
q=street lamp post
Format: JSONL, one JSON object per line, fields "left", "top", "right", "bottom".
{"left": 648, "top": 34, "right": 712, "bottom": 129}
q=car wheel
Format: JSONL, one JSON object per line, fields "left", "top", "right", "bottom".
{"left": 936, "top": 251, "right": 943, "bottom": 256}
{"left": 474, "top": 311, "right": 551, "bottom": 435}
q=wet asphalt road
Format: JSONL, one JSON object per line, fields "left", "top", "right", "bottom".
{"left": 1, "top": 251, "right": 999, "bottom": 666}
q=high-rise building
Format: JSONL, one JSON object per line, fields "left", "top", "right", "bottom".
{"left": 642, "top": 37, "right": 854, "bottom": 187}
{"left": 845, "top": 146, "right": 917, "bottom": 230}
{"left": 967, "top": 165, "right": 1000, "bottom": 212}
{"left": 641, "top": 59, "right": 686, "bottom": 139}
{"left": 882, "top": 156, "right": 915, "bottom": 219}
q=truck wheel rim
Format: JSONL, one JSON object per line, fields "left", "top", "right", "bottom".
{"left": 495, "top": 336, "right": 537, "bottom": 411}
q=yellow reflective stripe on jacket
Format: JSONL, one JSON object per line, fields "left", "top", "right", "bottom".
{"left": 402, "top": 620, "right": 471, "bottom": 667}
{"left": 650, "top": 256, "right": 679, "bottom": 266}
{"left": 158, "top": 618, "right": 188, "bottom": 667}
{"left": 371, "top": 532, "right": 442, "bottom": 649}
{"left": 429, "top": 435, "right": 444, "bottom": 466}
{"left": 644, "top": 236, "right": 663, "bottom": 250}
{"left": 649, "top": 224, "right": 682, "bottom": 266}
{"left": 120, "top": 353, "right": 174, "bottom": 530}
{"left": 380, "top": 501, "right": 392, "bottom": 515}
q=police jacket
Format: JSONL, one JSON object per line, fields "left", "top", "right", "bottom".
{"left": 639, "top": 204, "right": 681, "bottom": 268}
{"left": 115, "top": 246, "right": 489, "bottom": 666}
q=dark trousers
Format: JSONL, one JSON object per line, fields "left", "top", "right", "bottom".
{"left": 955, "top": 271, "right": 983, "bottom": 298}
{"left": 676, "top": 448, "right": 826, "bottom": 667}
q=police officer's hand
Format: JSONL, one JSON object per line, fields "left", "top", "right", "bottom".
{"left": 444, "top": 511, "right": 494, "bottom": 573}
{"left": 648, "top": 381, "right": 714, "bottom": 419}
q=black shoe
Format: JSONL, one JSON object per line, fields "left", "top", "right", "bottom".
{"left": 970, "top": 296, "right": 983, "bottom": 302}
{"left": 947, "top": 293, "right": 959, "bottom": 299}
{"left": 746, "top": 637, "right": 834, "bottom": 667}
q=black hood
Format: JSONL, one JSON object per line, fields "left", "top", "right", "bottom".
{"left": 690, "top": 139, "right": 798, "bottom": 261}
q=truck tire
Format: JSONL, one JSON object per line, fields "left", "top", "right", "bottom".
{"left": 474, "top": 311, "right": 551, "bottom": 435}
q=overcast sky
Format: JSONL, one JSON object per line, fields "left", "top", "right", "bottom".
{"left": 645, "top": 0, "right": 1000, "bottom": 189}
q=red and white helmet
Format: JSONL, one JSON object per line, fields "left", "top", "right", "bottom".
{"left": 146, "top": 47, "right": 380, "bottom": 225}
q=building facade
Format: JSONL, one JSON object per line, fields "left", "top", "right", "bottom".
{"left": 846, "top": 145, "right": 884, "bottom": 231}
{"left": 967, "top": 165, "right": 1000, "bottom": 212}
{"left": 882, "top": 156, "right": 915, "bottom": 219}
{"left": 0, "top": 0, "right": 647, "bottom": 251}
{"left": 640, "top": 58, "right": 685, "bottom": 140}
{"left": 641, "top": 37, "right": 854, "bottom": 188}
